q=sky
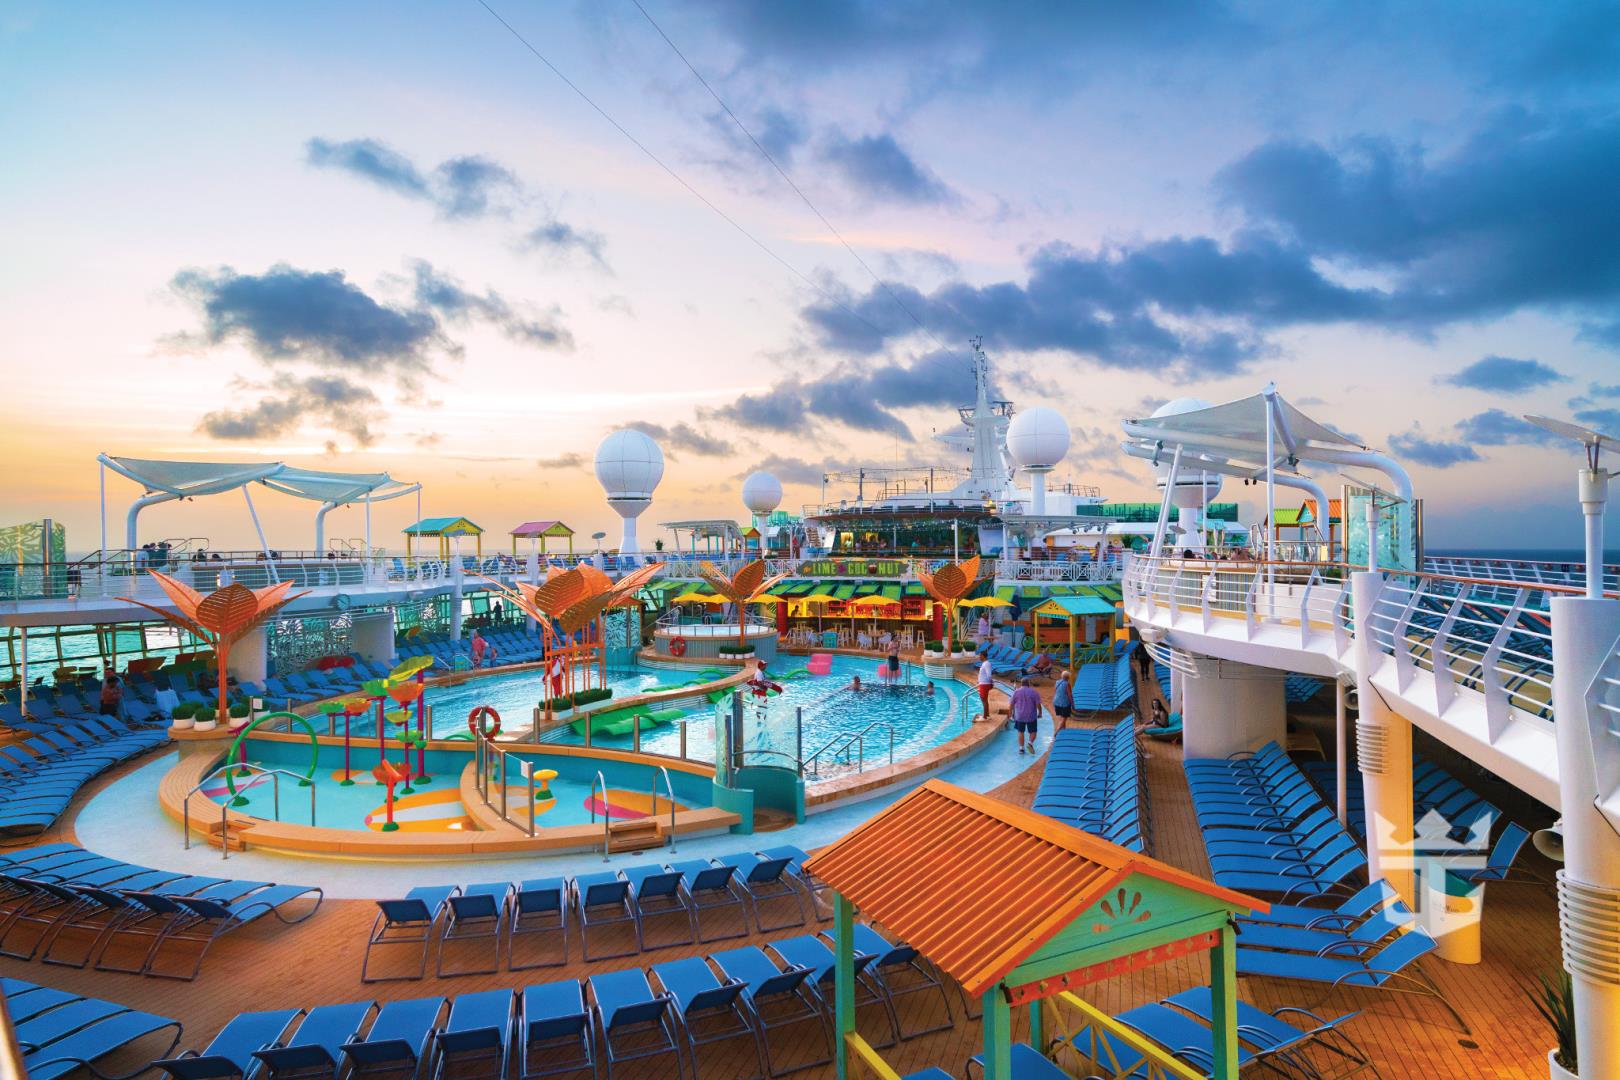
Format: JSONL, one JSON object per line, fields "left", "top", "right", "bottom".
{"left": 2, "top": 1, "right": 1618, "bottom": 553}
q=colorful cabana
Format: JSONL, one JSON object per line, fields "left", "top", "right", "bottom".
{"left": 403, "top": 516, "right": 483, "bottom": 558}
{"left": 1030, "top": 593, "right": 1119, "bottom": 668}
{"left": 804, "top": 780, "right": 1264, "bottom": 1080}
{"left": 510, "top": 520, "right": 575, "bottom": 555}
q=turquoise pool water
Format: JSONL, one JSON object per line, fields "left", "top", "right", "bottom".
{"left": 538, "top": 654, "right": 983, "bottom": 775}
{"left": 207, "top": 740, "right": 712, "bottom": 832}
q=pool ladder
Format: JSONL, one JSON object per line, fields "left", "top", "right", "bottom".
{"left": 803, "top": 719, "right": 895, "bottom": 778}
{"left": 587, "top": 766, "right": 678, "bottom": 860}
{"left": 182, "top": 762, "right": 317, "bottom": 860}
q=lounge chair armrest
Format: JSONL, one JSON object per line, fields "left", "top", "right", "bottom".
{"left": 1316, "top": 938, "right": 1378, "bottom": 959}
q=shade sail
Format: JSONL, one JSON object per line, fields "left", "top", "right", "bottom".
{"left": 1128, "top": 391, "right": 1363, "bottom": 451}
{"left": 101, "top": 456, "right": 284, "bottom": 497}
{"left": 260, "top": 468, "right": 417, "bottom": 505}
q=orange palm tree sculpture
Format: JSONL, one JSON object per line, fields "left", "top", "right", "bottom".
{"left": 480, "top": 562, "right": 664, "bottom": 713}
{"left": 916, "top": 555, "right": 982, "bottom": 657}
{"left": 120, "top": 571, "right": 308, "bottom": 722}
{"left": 696, "top": 559, "right": 787, "bottom": 650}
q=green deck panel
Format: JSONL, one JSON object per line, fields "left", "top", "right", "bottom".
{"left": 904, "top": 583, "right": 926, "bottom": 596}
{"left": 832, "top": 583, "right": 858, "bottom": 600}
{"left": 1019, "top": 585, "right": 1043, "bottom": 599}
{"left": 994, "top": 585, "right": 1016, "bottom": 602}
{"left": 880, "top": 584, "right": 902, "bottom": 600}
{"left": 852, "top": 582, "right": 884, "bottom": 598}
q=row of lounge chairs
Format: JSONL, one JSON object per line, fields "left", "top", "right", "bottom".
{"left": 0, "top": 714, "right": 170, "bottom": 835}
{"left": 364, "top": 845, "right": 829, "bottom": 981}
{"left": 6, "top": 977, "right": 183, "bottom": 1080}
{"left": 976, "top": 643, "right": 1046, "bottom": 678}
{"left": 1187, "top": 744, "right": 1470, "bottom": 1033}
{"left": 1030, "top": 719, "right": 1148, "bottom": 852}
{"left": 252, "top": 658, "right": 413, "bottom": 709}
{"left": 397, "top": 628, "right": 546, "bottom": 669}
{"left": 3, "top": 683, "right": 170, "bottom": 727}
{"left": 1300, "top": 757, "right": 1502, "bottom": 847}
{"left": 0, "top": 843, "right": 322, "bottom": 979}
{"left": 155, "top": 916, "right": 955, "bottom": 1080}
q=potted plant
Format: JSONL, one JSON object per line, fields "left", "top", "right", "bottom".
{"left": 228, "top": 700, "right": 251, "bottom": 730}
{"left": 922, "top": 639, "right": 944, "bottom": 659}
{"left": 718, "top": 644, "right": 756, "bottom": 661}
{"left": 1531, "top": 968, "right": 1577, "bottom": 1079}
{"left": 169, "top": 700, "right": 199, "bottom": 731}
{"left": 193, "top": 704, "right": 219, "bottom": 733}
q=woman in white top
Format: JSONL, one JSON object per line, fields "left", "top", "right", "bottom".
{"left": 977, "top": 656, "right": 995, "bottom": 718}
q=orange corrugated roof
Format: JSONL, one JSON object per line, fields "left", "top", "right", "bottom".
{"left": 803, "top": 780, "right": 1262, "bottom": 998}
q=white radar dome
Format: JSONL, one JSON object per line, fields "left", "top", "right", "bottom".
{"left": 594, "top": 428, "right": 665, "bottom": 499}
{"left": 742, "top": 471, "right": 783, "bottom": 515}
{"left": 1005, "top": 406, "right": 1071, "bottom": 470}
{"left": 1146, "top": 398, "right": 1223, "bottom": 507}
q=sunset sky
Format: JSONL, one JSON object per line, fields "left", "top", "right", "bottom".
{"left": 3, "top": 2, "right": 1618, "bottom": 553}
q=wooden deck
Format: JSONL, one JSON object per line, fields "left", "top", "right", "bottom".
{"left": 1, "top": 666, "right": 1559, "bottom": 1078}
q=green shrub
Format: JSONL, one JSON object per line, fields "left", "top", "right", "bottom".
{"left": 541, "top": 686, "right": 614, "bottom": 711}
{"left": 229, "top": 701, "right": 250, "bottom": 718}
{"left": 717, "top": 644, "right": 756, "bottom": 656}
{"left": 194, "top": 705, "right": 217, "bottom": 724}
{"left": 171, "top": 701, "right": 199, "bottom": 719}
{"left": 925, "top": 639, "right": 972, "bottom": 653}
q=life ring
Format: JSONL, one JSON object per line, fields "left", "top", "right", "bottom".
{"left": 467, "top": 705, "right": 501, "bottom": 739}
{"left": 669, "top": 636, "right": 688, "bottom": 657}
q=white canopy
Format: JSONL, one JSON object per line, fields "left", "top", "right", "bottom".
{"left": 260, "top": 468, "right": 418, "bottom": 506}
{"left": 101, "top": 456, "right": 284, "bottom": 497}
{"left": 1126, "top": 391, "right": 1363, "bottom": 453}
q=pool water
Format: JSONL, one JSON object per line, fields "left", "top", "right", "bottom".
{"left": 538, "top": 655, "right": 983, "bottom": 776}
{"left": 207, "top": 740, "right": 712, "bottom": 832}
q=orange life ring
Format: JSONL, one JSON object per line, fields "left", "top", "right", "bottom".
{"left": 467, "top": 705, "right": 502, "bottom": 739}
{"left": 669, "top": 636, "right": 688, "bottom": 657}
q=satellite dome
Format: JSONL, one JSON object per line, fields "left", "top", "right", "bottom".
{"left": 742, "top": 471, "right": 783, "bottom": 515}
{"left": 594, "top": 428, "right": 664, "bottom": 499}
{"left": 1005, "top": 406, "right": 1071, "bottom": 470}
{"left": 1151, "top": 397, "right": 1212, "bottom": 420}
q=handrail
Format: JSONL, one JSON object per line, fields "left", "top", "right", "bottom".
{"left": 183, "top": 762, "right": 316, "bottom": 859}
{"left": 588, "top": 769, "right": 610, "bottom": 862}
{"left": 804, "top": 717, "right": 894, "bottom": 777}
{"left": 653, "top": 765, "right": 677, "bottom": 854}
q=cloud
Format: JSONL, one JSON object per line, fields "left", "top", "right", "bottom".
{"left": 1454, "top": 408, "right": 1559, "bottom": 446}
{"left": 739, "top": 453, "right": 861, "bottom": 487}
{"left": 709, "top": 349, "right": 976, "bottom": 439}
{"left": 170, "top": 264, "right": 447, "bottom": 375}
{"left": 415, "top": 432, "right": 444, "bottom": 448}
{"left": 1575, "top": 407, "right": 1620, "bottom": 433}
{"left": 305, "top": 137, "right": 428, "bottom": 199}
{"left": 198, "top": 374, "right": 380, "bottom": 447}
{"left": 799, "top": 234, "right": 1371, "bottom": 376}
{"left": 705, "top": 105, "right": 809, "bottom": 172}
{"left": 819, "top": 131, "right": 955, "bottom": 205}
{"left": 1570, "top": 381, "right": 1620, "bottom": 408}
{"left": 624, "top": 420, "right": 734, "bottom": 456}
{"left": 537, "top": 452, "right": 587, "bottom": 469}
{"left": 1388, "top": 429, "right": 1483, "bottom": 468}
{"left": 433, "top": 155, "right": 519, "bottom": 218}
{"left": 410, "top": 261, "right": 574, "bottom": 350}
{"left": 1438, "top": 355, "right": 1566, "bottom": 392}
{"left": 1215, "top": 110, "right": 1620, "bottom": 325}
{"left": 1580, "top": 320, "right": 1620, "bottom": 349}
{"left": 523, "top": 220, "right": 610, "bottom": 269}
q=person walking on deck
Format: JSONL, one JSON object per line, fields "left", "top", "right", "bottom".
{"left": 1009, "top": 677, "right": 1041, "bottom": 754}
{"left": 1052, "top": 670, "right": 1073, "bottom": 730}
{"left": 977, "top": 655, "right": 994, "bottom": 717}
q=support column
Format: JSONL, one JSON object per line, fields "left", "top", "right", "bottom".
{"left": 1551, "top": 595, "right": 1620, "bottom": 1079}
{"left": 833, "top": 892, "right": 855, "bottom": 1080}
{"left": 1169, "top": 665, "right": 1185, "bottom": 716}
{"left": 1180, "top": 658, "right": 1286, "bottom": 760}
{"left": 1335, "top": 678, "right": 1349, "bottom": 827}
{"left": 525, "top": 554, "right": 540, "bottom": 633}
{"left": 1351, "top": 571, "right": 1413, "bottom": 902}
{"left": 449, "top": 563, "right": 465, "bottom": 642}
{"left": 1208, "top": 924, "right": 1239, "bottom": 1080}
{"left": 352, "top": 612, "right": 397, "bottom": 667}
{"left": 981, "top": 988, "right": 1011, "bottom": 1080}
{"left": 225, "top": 626, "right": 269, "bottom": 686}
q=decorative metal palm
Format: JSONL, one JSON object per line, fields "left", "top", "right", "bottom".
{"left": 120, "top": 571, "right": 307, "bottom": 722}
{"left": 916, "top": 555, "right": 983, "bottom": 655}
{"left": 697, "top": 559, "right": 787, "bottom": 649}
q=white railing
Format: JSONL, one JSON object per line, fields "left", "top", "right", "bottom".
{"left": 996, "top": 556, "right": 1123, "bottom": 583}
{"left": 1123, "top": 555, "right": 1351, "bottom": 656}
{"left": 1423, "top": 555, "right": 1620, "bottom": 595}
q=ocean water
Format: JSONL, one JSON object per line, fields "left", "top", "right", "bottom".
{"left": 1429, "top": 548, "right": 1619, "bottom": 564}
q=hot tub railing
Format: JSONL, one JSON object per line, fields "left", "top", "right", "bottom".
{"left": 183, "top": 762, "right": 317, "bottom": 859}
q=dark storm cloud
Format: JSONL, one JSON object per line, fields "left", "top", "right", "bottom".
{"left": 819, "top": 131, "right": 955, "bottom": 205}
{"left": 709, "top": 349, "right": 975, "bottom": 439}
{"left": 1438, "top": 355, "right": 1567, "bottom": 392}
{"left": 198, "top": 374, "right": 380, "bottom": 447}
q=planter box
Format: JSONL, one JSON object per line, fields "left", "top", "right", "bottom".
{"left": 170, "top": 716, "right": 195, "bottom": 731}
{"left": 194, "top": 719, "right": 218, "bottom": 733}
{"left": 718, "top": 652, "right": 757, "bottom": 661}
{"left": 228, "top": 715, "right": 250, "bottom": 731}
{"left": 1550, "top": 1050, "right": 1577, "bottom": 1080}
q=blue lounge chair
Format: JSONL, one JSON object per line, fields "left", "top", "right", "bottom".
{"left": 431, "top": 989, "right": 514, "bottom": 1080}
{"left": 621, "top": 862, "right": 696, "bottom": 950}
{"left": 572, "top": 872, "right": 638, "bottom": 962}
{"left": 1163, "top": 987, "right": 1374, "bottom": 1077}
{"left": 666, "top": 860, "right": 748, "bottom": 943}
{"left": 967, "top": 1042, "right": 1069, "bottom": 1078}
{"left": 436, "top": 881, "right": 513, "bottom": 977}
{"left": 518, "top": 980, "right": 596, "bottom": 1080}
{"left": 651, "top": 955, "right": 757, "bottom": 1078}
{"left": 755, "top": 844, "right": 828, "bottom": 918}
{"left": 22, "top": 1000, "right": 184, "bottom": 1080}
{"left": 710, "top": 945, "right": 830, "bottom": 1077}
{"left": 1445, "top": 823, "right": 1543, "bottom": 888}
{"left": 153, "top": 1008, "right": 302, "bottom": 1079}
{"left": 363, "top": 885, "right": 460, "bottom": 982}
{"left": 145, "top": 885, "right": 323, "bottom": 980}
{"left": 832, "top": 924, "right": 954, "bottom": 1040}
{"left": 588, "top": 968, "right": 683, "bottom": 1080}
{"left": 1235, "top": 926, "right": 1470, "bottom": 1033}
{"left": 729, "top": 853, "right": 807, "bottom": 932}
{"left": 768, "top": 934, "right": 892, "bottom": 1048}
{"left": 340, "top": 996, "right": 447, "bottom": 1078}
{"left": 1241, "top": 879, "right": 1397, "bottom": 931}
{"left": 251, "top": 1000, "right": 376, "bottom": 1079}
{"left": 509, "top": 877, "right": 568, "bottom": 970}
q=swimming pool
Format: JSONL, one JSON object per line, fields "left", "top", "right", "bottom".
{"left": 538, "top": 654, "right": 982, "bottom": 776}
{"left": 205, "top": 739, "right": 713, "bottom": 833}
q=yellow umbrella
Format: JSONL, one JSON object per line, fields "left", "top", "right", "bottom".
{"left": 957, "top": 596, "right": 1013, "bottom": 607}
{"left": 796, "top": 592, "right": 840, "bottom": 634}
{"left": 671, "top": 590, "right": 725, "bottom": 604}
{"left": 848, "top": 593, "right": 901, "bottom": 638}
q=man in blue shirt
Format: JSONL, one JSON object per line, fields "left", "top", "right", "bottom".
{"left": 1009, "top": 676, "right": 1042, "bottom": 755}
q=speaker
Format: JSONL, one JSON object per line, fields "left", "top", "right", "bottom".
{"left": 1533, "top": 819, "right": 1564, "bottom": 862}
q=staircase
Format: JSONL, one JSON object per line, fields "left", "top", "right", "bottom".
{"left": 607, "top": 817, "right": 662, "bottom": 853}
